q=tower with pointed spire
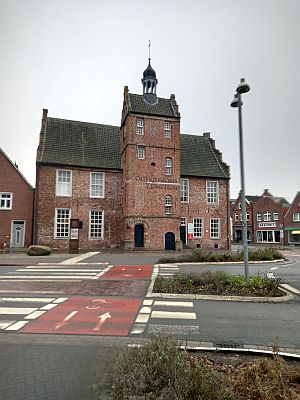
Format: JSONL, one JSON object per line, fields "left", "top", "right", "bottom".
{"left": 141, "top": 41, "right": 158, "bottom": 104}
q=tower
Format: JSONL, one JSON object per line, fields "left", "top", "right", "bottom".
{"left": 120, "top": 56, "right": 181, "bottom": 250}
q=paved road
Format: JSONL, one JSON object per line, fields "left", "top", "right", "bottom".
{"left": 0, "top": 249, "right": 299, "bottom": 399}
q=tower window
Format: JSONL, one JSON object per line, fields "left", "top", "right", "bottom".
{"left": 165, "top": 195, "right": 172, "bottom": 215}
{"left": 164, "top": 121, "right": 171, "bottom": 138}
{"left": 165, "top": 158, "right": 172, "bottom": 176}
{"left": 137, "top": 146, "right": 145, "bottom": 160}
{"left": 136, "top": 119, "right": 144, "bottom": 135}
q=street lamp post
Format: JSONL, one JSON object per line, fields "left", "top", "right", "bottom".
{"left": 231, "top": 78, "right": 250, "bottom": 281}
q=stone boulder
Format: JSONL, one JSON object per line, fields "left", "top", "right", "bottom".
{"left": 26, "top": 245, "right": 51, "bottom": 256}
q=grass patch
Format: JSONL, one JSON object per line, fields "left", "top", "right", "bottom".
{"left": 153, "top": 270, "right": 283, "bottom": 296}
{"left": 110, "top": 336, "right": 300, "bottom": 400}
{"left": 157, "top": 248, "right": 284, "bottom": 264}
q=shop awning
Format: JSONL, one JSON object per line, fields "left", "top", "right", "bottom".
{"left": 283, "top": 227, "right": 300, "bottom": 231}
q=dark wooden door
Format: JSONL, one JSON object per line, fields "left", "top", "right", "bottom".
{"left": 134, "top": 224, "right": 144, "bottom": 247}
{"left": 165, "top": 232, "right": 175, "bottom": 250}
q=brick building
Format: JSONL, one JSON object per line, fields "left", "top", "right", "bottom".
{"left": 231, "top": 193, "right": 259, "bottom": 243}
{"left": 284, "top": 192, "right": 300, "bottom": 245}
{"left": 252, "top": 189, "right": 289, "bottom": 245}
{"left": 0, "top": 148, "right": 34, "bottom": 249}
{"left": 34, "top": 59, "right": 230, "bottom": 250}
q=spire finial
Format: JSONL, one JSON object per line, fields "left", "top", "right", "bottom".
{"left": 148, "top": 39, "right": 151, "bottom": 61}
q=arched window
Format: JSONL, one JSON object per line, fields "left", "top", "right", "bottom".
{"left": 165, "top": 158, "right": 172, "bottom": 176}
{"left": 165, "top": 195, "right": 172, "bottom": 215}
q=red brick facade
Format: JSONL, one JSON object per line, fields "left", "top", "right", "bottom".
{"left": 34, "top": 69, "right": 231, "bottom": 251}
{"left": 283, "top": 192, "right": 300, "bottom": 245}
{"left": 231, "top": 193, "right": 257, "bottom": 243}
{"left": 0, "top": 148, "right": 34, "bottom": 249}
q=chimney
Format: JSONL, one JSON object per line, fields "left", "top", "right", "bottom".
{"left": 203, "top": 132, "right": 210, "bottom": 139}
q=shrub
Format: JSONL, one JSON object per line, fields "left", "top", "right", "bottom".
{"left": 153, "top": 271, "right": 282, "bottom": 296}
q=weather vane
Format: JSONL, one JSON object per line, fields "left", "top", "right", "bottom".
{"left": 148, "top": 39, "right": 151, "bottom": 61}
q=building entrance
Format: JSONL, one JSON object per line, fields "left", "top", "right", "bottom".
{"left": 165, "top": 232, "right": 175, "bottom": 250}
{"left": 134, "top": 224, "right": 144, "bottom": 248}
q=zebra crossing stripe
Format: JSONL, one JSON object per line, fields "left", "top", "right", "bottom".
{"left": 0, "top": 321, "right": 16, "bottom": 329}
{"left": 24, "top": 311, "right": 47, "bottom": 320}
{"left": 5, "top": 321, "right": 30, "bottom": 330}
{"left": 154, "top": 301, "right": 193, "bottom": 307}
{"left": 0, "top": 307, "right": 38, "bottom": 315}
{"left": 151, "top": 311, "right": 196, "bottom": 319}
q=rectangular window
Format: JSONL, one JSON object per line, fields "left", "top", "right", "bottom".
{"left": 164, "top": 121, "right": 171, "bottom": 138}
{"left": 136, "top": 119, "right": 144, "bottom": 135}
{"left": 90, "top": 172, "right": 104, "bottom": 198}
{"left": 273, "top": 212, "right": 279, "bottom": 221}
{"left": 256, "top": 230, "right": 280, "bottom": 243}
{"left": 257, "top": 213, "right": 262, "bottom": 221}
{"left": 180, "top": 218, "right": 187, "bottom": 226}
{"left": 0, "top": 193, "right": 12, "bottom": 209}
{"left": 206, "top": 181, "right": 219, "bottom": 204}
{"left": 180, "top": 179, "right": 189, "bottom": 203}
{"left": 137, "top": 146, "right": 145, "bottom": 160}
{"left": 210, "top": 218, "right": 220, "bottom": 239}
{"left": 55, "top": 208, "right": 70, "bottom": 238}
{"left": 165, "top": 195, "right": 172, "bottom": 215}
{"left": 234, "top": 212, "right": 238, "bottom": 222}
{"left": 56, "top": 170, "right": 72, "bottom": 197}
{"left": 293, "top": 213, "right": 300, "bottom": 222}
{"left": 246, "top": 212, "right": 249, "bottom": 221}
{"left": 89, "top": 210, "right": 104, "bottom": 239}
{"left": 263, "top": 211, "right": 271, "bottom": 221}
{"left": 193, "top": 218, "right": 203, "bottom": 238}
{"left": 165, "top": 158, "right": 172, "bottom": 176}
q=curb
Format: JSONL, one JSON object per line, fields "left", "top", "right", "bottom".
{"left": 147, "top": 287, "right": 294, "bottom": 302}
{"left": 156, "top": 258, "right": 286, "bottom": 266}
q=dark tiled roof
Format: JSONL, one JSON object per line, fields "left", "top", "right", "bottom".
{"left": 39, "top": 118, "right": 121, "bottom": 169}
{"left": 128, "top": 94, "right": 180, "bottom": 118}
{"left": 39, "top": 118, "right": 229, "bottom": 179}
{"left": 246, "top": 195, "right": 260, "bottom": 203}
{"left": 180, "top": 134, "right": 230, "bottom": 179}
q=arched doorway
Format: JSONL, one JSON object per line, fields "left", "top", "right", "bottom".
{"left": 134, "top": 224, "right": 144, "bottom": 248}
{"left": 165, "top": 232, "right": 175, "bottom": 250}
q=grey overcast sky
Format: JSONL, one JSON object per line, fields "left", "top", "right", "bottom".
{"left": 0, "top": 0, "right": 299, "bottom": 201}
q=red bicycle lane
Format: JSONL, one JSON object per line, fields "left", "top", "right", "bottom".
{"left": 20, "top": 265, "right": 153, "bottom": 336}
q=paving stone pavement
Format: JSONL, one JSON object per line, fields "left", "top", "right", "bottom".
{"left": 0, "top": 334, "right": 127, "bottom": 400}
{"left": 0, "top": 279, "right": 150, "bottom": 297}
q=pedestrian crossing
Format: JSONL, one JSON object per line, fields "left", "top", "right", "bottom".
{"left": 131, "top": 299, "right": 199, "bottom": 335}
{"left": 0, "top": 296, "right": 68, "bottom": 331}
{"left": 282, "top": 250, "right": 300, "bottom": 257}
{"left": 0, "top": 263, "right": 111, "bottom": 282}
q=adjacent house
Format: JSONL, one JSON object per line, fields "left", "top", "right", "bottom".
{"left": 284, "top": 192, "right": 300, "bottom": 245}
{"left": 0, "top": 148, "right": 34, "bottom": 249}
{"left": 34, "top": 59, "right": 231, "bottom": 251}
{"left": 252, "top": 189, "right": 289, "bottom": 245}
{"left": 231, "top": 193, "right": 259, "bottom": 243}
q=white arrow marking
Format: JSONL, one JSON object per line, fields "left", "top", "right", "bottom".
{"left": 122, "top": 274, "right": 134, "bottom": 277}
{"left": 55, "top": 310, "right": 78, "bottom": 330}
{"left": 93, "top": 312, "right": 111, "bottom": 331}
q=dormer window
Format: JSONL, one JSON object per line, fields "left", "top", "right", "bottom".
{"left": 164, "top": 121, "right": 171, "bottom": 138}
{"left": 136, "top": 119, "right": 144, "bottom": 135}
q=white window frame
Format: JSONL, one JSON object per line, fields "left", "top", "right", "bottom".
{"left": 180, "top": 179, "right": 189, "bottom": 203}
{"left": 90, "top": 172, "right": 105, "bottom": 198}
{"left": 206, "top": 181, "right": 219, "bottom": 204}
{"left": 256, "top": 230, "right": 280, "bottom": 243}
{"left": 56, "top": 169, "right": 72, "bottom": 197}
{"left": 165, "top": 195, "right": 172, "bottom": 215}
{"left": 54, "top": 208, "right": 70, "bottom": 239}
{"left": 136, "top": 119, "right": 144, "bottom": 135}
{"left": 137, "top": 146, "right": 145, "bottom": 160}
{"left": 0, "top": 192, "right": 13, "bottom": 210}
{"left": 165, "top": 158, "right": 172, "bottom": 176}
{"left": 234, "top": 212, "right": 238, "bottom": 222}
{"left": 293, "top": 212, "right": 300, "bottom": 222}
{"left": 263, "top": 211, "right": 271, "bottom": 221}
{"left": 210, "top": 218, "right": 220, "bottom": 239}
{"left": 164, "top": 121, "right": 171, "bottom": 138}
{"left": 257, "top": 213, "right": 262, "bottom": 221}
{"left": 193, "top": 218, "right": 203, "bottom": 238}
{"left": 89, "top": 210, "right": 104, "bottom": 239}
{"left": 273, "top": 212, "right": 279, "bottom": 221}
